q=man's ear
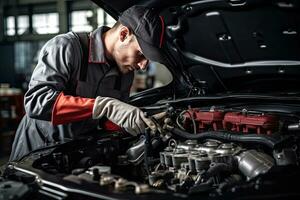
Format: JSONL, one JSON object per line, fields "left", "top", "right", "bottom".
{"left": 119, "top": 26, "right": 131, "bottom": 42}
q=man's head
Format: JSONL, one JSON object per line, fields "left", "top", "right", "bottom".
{"left": 106, "top": 6, "right": 165, "bottom": 74}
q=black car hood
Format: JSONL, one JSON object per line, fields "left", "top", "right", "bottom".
{"left": 92, "top": 0, "right": 300, "bottom": 94}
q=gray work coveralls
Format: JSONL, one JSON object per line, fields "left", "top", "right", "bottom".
{"left": 9, "top": 27, "right": 134, "bottom": 161}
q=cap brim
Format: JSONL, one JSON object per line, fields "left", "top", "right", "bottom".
{"left": 136, "top": 38, "right": 165, "bottom": 63}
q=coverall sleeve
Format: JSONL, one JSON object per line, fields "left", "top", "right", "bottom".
{"left": 24, "top": 34, "right": 85, "bottom": 121}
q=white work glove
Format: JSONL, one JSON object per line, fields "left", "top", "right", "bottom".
{"left": 92, "top": 97, "right": 156, "bottom": 136}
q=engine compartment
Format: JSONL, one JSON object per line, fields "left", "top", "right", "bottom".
{"left": 2, "top": 101, "right": 300, "bottom": 199}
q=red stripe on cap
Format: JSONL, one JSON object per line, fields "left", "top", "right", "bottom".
{"left": 159, "top": 16, "right": 165, "bottom": 48}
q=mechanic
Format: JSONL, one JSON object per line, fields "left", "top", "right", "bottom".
{"left": 9, "top": 5, "right": 165, "bottom": 161}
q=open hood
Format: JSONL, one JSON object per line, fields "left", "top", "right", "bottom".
{"left": 92, "top": 0, "right": 300, "bottom": 95}
{"left": 90, "top": 0, "right": 186, "bottom": 16}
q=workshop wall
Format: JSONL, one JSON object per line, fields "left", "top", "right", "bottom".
{"left": 0, "top": 44, "right": 15, "bottom": 86}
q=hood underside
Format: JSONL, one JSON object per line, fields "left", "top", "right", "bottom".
{"left": 92, "top": 0, "right": 300, "bottom": 94}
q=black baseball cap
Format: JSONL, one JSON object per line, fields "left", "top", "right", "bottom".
{"left": 119, "top": 5, "right": 165, "bottom": 63}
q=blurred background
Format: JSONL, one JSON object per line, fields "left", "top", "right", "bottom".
{"left": 0, "top": 0, "right": 172, "bottom": 166}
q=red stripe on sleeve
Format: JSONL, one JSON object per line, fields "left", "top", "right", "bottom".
{"left": 51, "top": 92, "right": 95, "bottom": 125}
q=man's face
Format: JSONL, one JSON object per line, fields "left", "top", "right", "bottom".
{"left": 113, "top": 27, "right": 149, "bottom": 74}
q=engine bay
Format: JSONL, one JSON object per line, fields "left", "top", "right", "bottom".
{"left": 2, "top": 100, "right": 300, "bottom": 199}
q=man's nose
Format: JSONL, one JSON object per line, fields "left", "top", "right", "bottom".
{"left": 137, "top": 59, "right": 149, "bottom": 70}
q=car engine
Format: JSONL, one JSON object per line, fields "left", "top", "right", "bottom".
{"left": 2, "top": 101, "right": 300, "bottom": 199}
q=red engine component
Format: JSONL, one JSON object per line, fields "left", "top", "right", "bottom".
{"left": 184, "top": 109, "right": 279, "bottom": 135}
{"left": 223, "top": 112, "right": 246, "bottom": 132}
{"left": 241, "top": 114, "right": 279, "bottom": 135}
{"left": 223, "top": 112, "right": 279, "bottom": 134}
{"left": 184, "top": 109, "right": 224, "bottom": 131}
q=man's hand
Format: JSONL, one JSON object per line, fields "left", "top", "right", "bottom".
{"left": 92, "top": 97, "right": 155, "bottom": 136}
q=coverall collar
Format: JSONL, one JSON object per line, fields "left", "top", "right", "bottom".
{"left": 88, "top": 26, "right": 110, "bottom": 64}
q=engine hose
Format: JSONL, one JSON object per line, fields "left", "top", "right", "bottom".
{"left": 165, "top": 125, "right": 290, "bottom": 149}
{"left": 144, "top": 129, "right": 152, "bottom": 175}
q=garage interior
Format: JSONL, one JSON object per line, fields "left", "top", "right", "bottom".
{"left": 0, "top": 0, "right": 171, "bottom": 166}
{"left": 0, "top": 0, "right": 300, "bottom": 198}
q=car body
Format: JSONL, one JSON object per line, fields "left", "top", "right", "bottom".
{"left": 1, "top": 0, "right": 300, "bottom": 199}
